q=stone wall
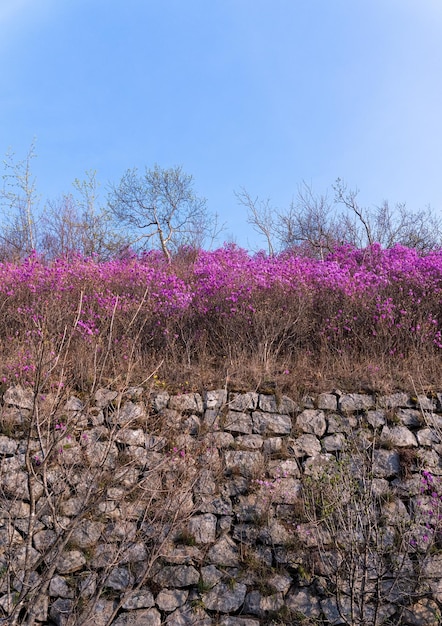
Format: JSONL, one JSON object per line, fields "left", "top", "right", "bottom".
{"left": 1, "top": 385, "right": 442, "bottom": 625}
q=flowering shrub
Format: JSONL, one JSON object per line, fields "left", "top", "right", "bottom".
{"left": 0, "top": 243, "right": 441, "bottom": 388}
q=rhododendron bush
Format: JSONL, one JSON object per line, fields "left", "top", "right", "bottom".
{"left": 0, "top": 243, "right": 441, "bottom": 390}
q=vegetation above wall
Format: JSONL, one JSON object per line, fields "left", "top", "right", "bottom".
{"left": 0, "top": 243, "right": 441, "bottom": 394}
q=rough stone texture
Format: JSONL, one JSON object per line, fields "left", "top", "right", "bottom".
{"left": 296, "top": 409, "right": 327, "bottom": 436}
{"left": 340, "top": 393, "right": 375, "bottom": 412}
{"left": 155, "top": 588, "right": 188, "bottom": 612}
{"left": 169, "top": 392, "right": 203, "bottom": 414}
{"left": 252, "top": 411, "right": 292, "bottom": 435}
{"left": 3, "top": 384, "right": 34, "bottom": 409}
{"left": 223, "top": 450, "right": 263, "bottom": 477}
{"left": 229, "top": 392, "right": 258, "bottom": 411}
{"left": 223, "top": 411, "right": 253, "bottom": 434}
{"left": 288, "top": 434, "right": 321, "bottom": 457}
{"left": 112, "top": 608, "right": 161, "bottom": 626}
{"left": 202, "top": 582, "right": 247, "bottom": 612}
{"left": 122, "top": 589, "right": 155, "bottom": 610}
{"left": 153, "top": 566, "right": 200, "bottom": 588}
{"left": 0, "top": 385, "right": 442, "bottom": 626}
{"left": 380, "top": 425, "right": 418, "bottom": 447}
{"left": 188, "top": 513, "right": 217, "bottom": 544}
{"left": 204, "top": 389, "right": 228, "bottom": 409}
{"left": 317, "top": 393, "right": 338, "bottom": 411}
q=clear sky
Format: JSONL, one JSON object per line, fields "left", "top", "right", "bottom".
{"left": 1, "top": 0, "right": 442, "bottom": 251}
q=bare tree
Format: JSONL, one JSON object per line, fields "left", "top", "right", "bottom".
{"left": 108, "top": 165, "right": 213, "bottom": 261}
{"left": 238, "top": 178, "right": 442, "bottom": 256}
{"left": 276, "top": 183, "right": 344, "bottom": 258}
{"left": 334, "top": 178, "right": 442, "bottom": 252}
{"left": 0, "top": 140, "right": 40, "bottom": 260}
{"left": 235, "top": 188, "right": 277, "bottom": 255}
{"left": 237, "top": 181, "right": 344, "bottom": 258}
{"left": 42, "top": 171, "right": 125, "bottom": 260}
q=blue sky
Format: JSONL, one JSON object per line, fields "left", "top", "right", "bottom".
{"left": 1, "top": 0, "right": 442, "bottom": 251}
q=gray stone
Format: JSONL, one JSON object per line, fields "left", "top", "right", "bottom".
{"left": 122, "top": 589, "right": 155, "bottom": 609}
{"left": 1, "top": 469, "right": 44, "bottom": 500}
{"left": 304, "top": 453, "right": 335, "bottom": 477}
{"left": 278, "top": 395, "right": 298, "bottom": 414}
{"left": 373, "top": 449, "right": 401, "bottom": 478}
{"left": 202, "top": 581, "right": 247, "bottom": 612}
{"left": 169, "top": 393, "right": 203, "bottom": 413}
{"left": 416, "top": 428, "right": 440, "bottom": 446}
{"left": 416, "top": 395, "right": 436, "bottom": 411}
{"left": 165, "top": 547, "right": 204, "bottom": 568}
{"left": 60, "top": 496, "right": 84, "bottom": 517}
{"left": 288, "top": 434, "right": 321, "bottom": 458}
{"left": 258, "top": 394, "right": 279, "bottom": 412}
{"left": 181, "top": 414, "right": 200, "bottom": 434}
{"left": 217, "top": 515, "right": 232, "bottom": 533}
{"left": 323, "top": 433, "right": 346, "bottom": 451}
{"left": 78, "top": 572, "right": 97, "bottom": 598}
{"left": 204, "top": 389, "right": 227, "bottom": 409}
{"left": 263, "top": 437, "right": 282, "bottom": 454}
{"left": 223, "top": 411, "right": 253, "bottom": 434}
{"left": 268, "top": 458, "right": 300, "bottom": 478}
{"left": 340, "top": 393, "right": 375, "bottom": 412}
{"left": 82, "top": 440, "right": 118, "bottom": 469}
{"left": 64, "top": 395, "right": 84, "bottom": 412}
{"left": 234, "top": 493, "right": 268, "bottom": 522}
{"left": 155, "top": 588, "right": 188, "bottom": 612}
{"left": 105, "top": 566, "right": 133, "bottom": 591}
{"left": 0, "top": 405, "right": 27, "bottom": 426}
{"left": 0, "top": 435, "right": 17, "bottom": 455}
{"left": 188, "top": 513, "right": 217, "bottom": 544}
{"left": 112, "top": 608, "right": 161, "bottom": 626}
{"left": 366, "top": 410, "right": 386, "bottom": 429}
{"left": 268, "top": 572, "right": 292, "bottom": 593}
{"left": 243, "top": 590, "right": 261, "bottom": 615}
{"left": 218, "top": 619, "right": 260, "bottom": 626}
{"left": 33, "top": 529, "right": 57, "bottom": 552}
{"left": 380, "top": 425, "right": 418, "bottom": 447}
{"left": 1, "top": 500, "right": 30, "bottom": 518}
{"left": 235, "top": 434, "right": 263, "bottom": 449}
{"left": 402, "top": 598, "right": 440, "bottom": 626}
{"left": 165, "top": 605, "right": 212, "bottom": 625}
{"left": 70, "top": 520, "right": 104, "bottom": 549}
{"left": 200, "top": 564, "right": 224, "bottom": 589}
{"left": 153, "top": 565, "right": 200, "bottom": 587}
{"left": 296, "top": 409, "right": 327, "bottom": 436}
{"left": 202, "top": 409, "right": 221, "bottom": 431}
{"left": 259, "top": 592, "right": 284, "bottom": 614}
{"left": 120, "top": 541, "right": 149, "bottom": 564}
{"left": 396, "top": 408, "right": 423, "bottom": 427}
{"left": 113, "top": 400, "right": 146, "bottom": 425}
{"left": 422, "top": 553, "right": 442, "bottom": 577}
{"left": 224, "top": 450, "right": 263, "bottom": 477}
{"left": 207, "top": 536, "right": 239, "bottom": 566}
{"left": 49, "top": 575, "right": 74, "bottom": 598}
{"left": 152, "top": 391, "right": 170, "bottom": 412}
{"left": 56, "top": 550, "right": 87, "bottom": 574}
{"left": 285, "top": 588, "right": 321, "bottom": 619}
{"left": 379, "top": 392, "right": 413, "bottom": 408}
{"left": 80, "top": 599, "right": 117, "bottom": 626}
{"left": 317, "top": 393, "right": 338, "bottom": 410}
{"left": 49, "top": 598, "right": 74, "bottom": 626}
{"left": 3, "top": 385, "right": 34, "bottom": 409}
{"left": 259, "top": 520, "right": 292, "bottom": 545}
{"left": 252, "top": 411, "right": 292, "bottom": 435}
{"left": 115, "top": 428, "right": 146, "bottom": 446}
{"left": 94, "top": 388, "right": 118, "bottom": 407}
{"left": 229, "top": 392, "right": 258, "bottom": 411}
